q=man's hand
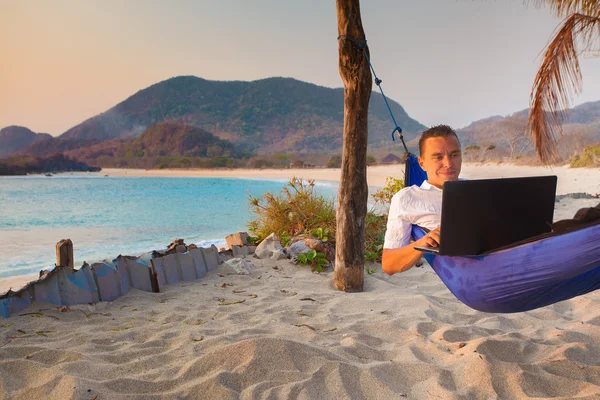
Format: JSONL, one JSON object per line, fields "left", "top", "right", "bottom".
{"left": 381, "top": 226, "right": 441, "bottom": 275}
{"left": 419, "top": 227, "right": 440, "bottom": 248}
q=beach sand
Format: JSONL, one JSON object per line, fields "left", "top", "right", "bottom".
{"left": 1, "top": 164, "right": 599, "bottom": 399}
{"left": 101, "top": 162, "right": 600, "bottom": 196}
{"left": 1, "top": 257, "right": 599, "bottom": 399}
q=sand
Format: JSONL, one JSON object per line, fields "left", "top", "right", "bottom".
{"left": 101, "top": 162, "right": 600, "bottom": 196}
{"left": 1, "top": 164, "right": 599, "bottom": 399}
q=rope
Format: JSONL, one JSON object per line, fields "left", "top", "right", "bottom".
{"left": 337, "top": 34, "right": 409, "bottom": 154}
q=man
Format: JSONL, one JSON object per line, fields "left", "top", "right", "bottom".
{"left": 382, "top": 125, "right": 462, "bottom": 275}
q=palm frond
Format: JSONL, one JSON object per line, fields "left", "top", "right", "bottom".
{"left": 529, "top": 0, "right": 600, "bottom": 18}
{"left": 527, "top": 12, "right": 600, "bottom": 162}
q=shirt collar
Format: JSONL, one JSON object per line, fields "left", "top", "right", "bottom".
{"left": 420, "top": 180, "right": 442, "bottom": 191}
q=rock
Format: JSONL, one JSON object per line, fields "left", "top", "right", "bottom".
{"left": 271, "top": 250, "right": 287, "bottom": 260}
{"left": 285, "top": 238, "right": 334, "bottom": 261}
{"left": 255, "top": 233, "right": 284, "bottom": 259}
{"left": 285, "top": 241, "right": 313, "bottom": 259}
{"left": 304, "top": 238, "right": 325, "bottom": 253}
{"left": 152, "top": 249, "right": 168, "bottom": 258}
{"left": 167, "top": 239, "right": 188, "bottom": 254}
{"left": 226, "top": 232, "right": 249, "bottom": 249}
{"left": 219, "top": 249, "right": 234, "bottom": 263}
{"left": 188, "top": 244, "right": 198, "bottom": 250}
{"left": 223, "top": 258, "right": 253, "bottom": 275}
{"left": 232, "top": 245, "right": 251, "bottom": 258}
{"left": 555, "top": 192, "right": 597, "bottom": 202}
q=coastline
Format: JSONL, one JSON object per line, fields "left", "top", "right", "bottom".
{"left": 1, "top": 163, "right": 599, "bottom": 293}
{"left": 2, "top": 164, "right": 600, "bottom": 398}
{"left": 100, "top": 163, "right": 600, "bottom": 196}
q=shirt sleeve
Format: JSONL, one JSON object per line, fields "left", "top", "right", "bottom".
{"left": 383, "top": 191, "right": 412, "bottom": 249}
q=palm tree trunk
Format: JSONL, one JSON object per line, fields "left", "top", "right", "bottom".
{"left": 334, "top": 0, "right": 372, "bottom": 292}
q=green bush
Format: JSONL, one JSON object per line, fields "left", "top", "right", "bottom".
{"left": 247, "top": 176, "right": 404, "bottom": 265}
{"left": 570, "top": 142, "right": 600, "bottom": 168}
{"left": 371, "top": 177, "right": 404, "bottom": 206}
{"left": 363, "top": 177, "right": 405, "bottom": 263}
{"left": 326, "top": 155, "right": 342, "bottom": 168}
{"left": 296, "top": 249, "right": 328, "bottom": 272}
{"left": 247, "top": 177, "right": 336, "bottom": 242}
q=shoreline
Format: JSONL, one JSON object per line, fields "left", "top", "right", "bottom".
{"left": 2, "top": 163, "right": 599, "bottom": 292}
{"left": 2, "top": 167, "right": 600, "bottom": 398}
{"left": 100, "top": 163, "right": 600, "bottom": 195}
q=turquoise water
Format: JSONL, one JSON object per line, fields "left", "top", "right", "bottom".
{"left": 0, "top": 174, "right": 337, "bottom": 278}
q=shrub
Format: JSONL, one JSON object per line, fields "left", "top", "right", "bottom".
{"left": 570, "top": 142, "right": 600, "bottom": 168}
{"left": 363, "top": 176, "right": 405, "bottom": 263}
{"left": 326, "top": 155, "right": 342, "bottom": 168}
{"left": 247, "top": 177, "right": 336, "bottom": 242}
{"left": 247, "top": 175, "right": 404, "bottom": 265}
{"left": 371, "top": 177, "right": 404, "bottom": 206}
{"left": 296, "top": 249, "right": 328, "bottom": 272}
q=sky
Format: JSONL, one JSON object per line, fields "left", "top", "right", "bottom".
{"left": 1, "top": 0, "right": 599, "bottom": 136}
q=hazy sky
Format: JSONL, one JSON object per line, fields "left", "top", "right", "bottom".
{"left": 1, "top": 0, "right": 599, "bottom": 136}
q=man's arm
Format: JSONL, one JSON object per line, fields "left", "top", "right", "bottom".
{"left": 382, "top": 228, "right": 440, "bottom": 275}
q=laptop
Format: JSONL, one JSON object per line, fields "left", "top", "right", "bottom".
{"left": 414, "top": 176, "right": 557, "bottom": 256}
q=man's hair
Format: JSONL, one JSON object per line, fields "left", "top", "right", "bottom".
{"left": 418, "top": 125, "right": 460, "bottom": 156}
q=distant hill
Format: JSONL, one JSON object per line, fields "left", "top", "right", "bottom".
{"left": 53, "top": 76, "right": 426, "bottom": 154}
{"left": 13, "top": 137, "right": 102, "bottom": 157}
{"left": 65, "top": 122, "right": 245, "bottom": 169}
{"left": 0, "top": 126, "right": 52, "bottom": 158}
{"left": 5, "top": 76, "right": 600, "bottom": 166}
{"left": 455, "top": 101, "right": 600, "bottom": 162}
{"left": 0, "top": 154, "right": 100, "bottom": 175}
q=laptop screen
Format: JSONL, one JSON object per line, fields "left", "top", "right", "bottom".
{"left": 438, "top": 176, "right": 557, "bottom": 256}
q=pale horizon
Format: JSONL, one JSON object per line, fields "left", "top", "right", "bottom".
{"left": 2, "top": 0, "right": 600, "bottom": 136}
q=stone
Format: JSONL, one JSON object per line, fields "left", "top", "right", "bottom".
{"left": 223, "top": 258, "right": 252, "bottom": 275}
{"left": 271, "top": 250, "right": 287, "bottom": 260}
{"left": 285, "top": 241, "right": 312, "bottom": 259}
{"left": 254, "top": 233, "right": 284, "bottom": 259}
{"left": 188, "top": 243, "right": 198, "bottom": 250}
{"left": 218, "top": 249, "right": 234, "bottom": 263}
{"left": 167, "top": 239, "right": 187, "bottom": 253}
{"left": 175, "top": 244, "right": 187, "bottom": 253}
{"left": 232, "top": 245, "right": 250, "bottom": 258}
{"left": 226, "top": 232, "right": 249, "bottom": 249}
{"left": 304, "top": 238, "right": 325, "bottom": 253}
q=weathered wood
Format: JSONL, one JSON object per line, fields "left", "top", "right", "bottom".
{"left": 334, "top": 0, "right": 372, "bottom": 292}
{"left": 55, "top": 239, "right": 74, "bottom": 269}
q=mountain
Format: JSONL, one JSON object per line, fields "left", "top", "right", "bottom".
{"left": 0, "top": 154, "right": 100, "bottom": 175}
{"left": 65, "top": 122, "right": 244, "bottom": 169}
{"left": 55, "top": 76, "right": 425, "bottom": 154}
{"left": 0, "top": 126, "right": 52, "bottom": 158}
{"left": 456, "top": 101, "right": 600, "bottom": 161}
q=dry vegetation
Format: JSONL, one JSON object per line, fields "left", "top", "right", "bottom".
{"left": 247, "top": 177, "right": 404, "bottom": 263}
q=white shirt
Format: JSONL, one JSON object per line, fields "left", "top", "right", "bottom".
{"left": 383, "top": 180, "right": 442, "bottom": 249}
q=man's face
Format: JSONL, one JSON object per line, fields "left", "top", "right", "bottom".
{"left": 418, "top": 136, "right": 462, "bottom": 189}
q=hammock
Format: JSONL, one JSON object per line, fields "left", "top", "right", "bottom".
{"left": 334, "top": 35, "right": 600, "bottom": 312}
{"left": 403, "top": 153, "right": 600, "bottom": 313}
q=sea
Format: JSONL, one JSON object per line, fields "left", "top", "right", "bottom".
{"left": 0, "top": 173, "right": 338, "bottom": 279}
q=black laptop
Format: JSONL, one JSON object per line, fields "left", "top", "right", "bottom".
{"left": 414, "top": 176, "right": 557, "bottom": 256}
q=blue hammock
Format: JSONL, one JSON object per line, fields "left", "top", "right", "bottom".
{"left": 404, "top": 153, "right": 600, "bottom": 313}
